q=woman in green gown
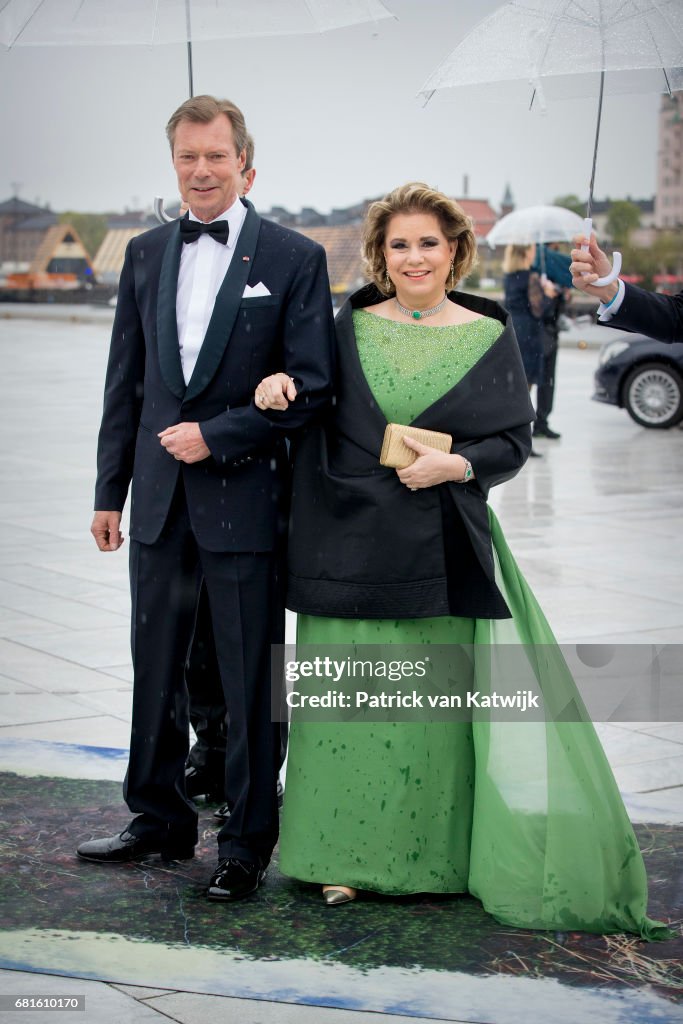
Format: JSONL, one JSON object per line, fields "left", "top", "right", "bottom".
{"left": 254, "top": 183, "right": 668, "bottom": 938}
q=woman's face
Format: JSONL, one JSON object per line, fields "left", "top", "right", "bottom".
{"left": 384, "top": 212, "right": 456, "bottom": 304}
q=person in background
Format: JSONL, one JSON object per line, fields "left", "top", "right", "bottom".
{"left": 502, "top": 244, "right": 555, "bottom": 455}
{"left": 570, "top": 233, "right": 682, "bottom": 343}
{"left": 532, "top": 242, "right": 572, "bottom": 441}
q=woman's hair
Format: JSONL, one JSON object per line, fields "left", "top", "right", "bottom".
{"left": 166, "top": 95, "right": 249, "bottom": 160}
{"left": 362, "top": 182, "right": 478, "bottom": 295}
{"left": 502, "top": 244, "right": 534, "bottom": 274}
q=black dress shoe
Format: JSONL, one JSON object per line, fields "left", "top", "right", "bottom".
{"left": 207, "top": 858, "right": 266, "bottom": 901}
{"left": 529, "top": 447, "right": 543, "bottom": 458}
{"left": 534, "top": 424, "right": 561, "bottom": 439}
{"left": 76, "top": 830, "right": 195, "bottom": 864}
{"left": 185, "top": 764, "right": 224, "bottom": 802}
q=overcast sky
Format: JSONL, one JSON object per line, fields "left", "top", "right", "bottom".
{"left": 0, "top": 0, "right": 664, "bottom": 217}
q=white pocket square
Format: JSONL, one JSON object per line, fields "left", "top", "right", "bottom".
{"left": 242, "top": 282, "right": 271, "bottom": 298}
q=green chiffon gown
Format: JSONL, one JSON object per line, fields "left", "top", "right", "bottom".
{"left": 278, "top": 310, "right": 668, "bottom": 938}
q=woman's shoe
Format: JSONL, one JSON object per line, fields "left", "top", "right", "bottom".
{"left": 322, "top": 885, "right": 357, "bottom": 905}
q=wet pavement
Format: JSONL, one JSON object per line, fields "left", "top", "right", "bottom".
{"left": 0, "top": 313, "right": 681, "bottom": 1023}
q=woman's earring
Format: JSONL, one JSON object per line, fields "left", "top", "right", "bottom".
{"left": 449, "top": 261, "right": 455, "bottom": 291}
{"left": 385, "top": 268, "right": 392, "bottom": 292}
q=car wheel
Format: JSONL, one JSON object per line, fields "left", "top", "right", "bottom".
{"left": 622, "top": 362, "right": 683, "bottom": 428}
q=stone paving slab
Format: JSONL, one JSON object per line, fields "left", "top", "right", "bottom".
{"left": 0, "top": 969, "right": 170, "bottom": 1024}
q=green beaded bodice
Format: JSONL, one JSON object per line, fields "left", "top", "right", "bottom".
{"left": 353, "top": 309, "right": 503, "bottom": 424}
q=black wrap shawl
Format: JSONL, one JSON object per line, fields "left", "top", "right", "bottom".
{"left": 287, "top": 284, "right": 534, "bottom": 619}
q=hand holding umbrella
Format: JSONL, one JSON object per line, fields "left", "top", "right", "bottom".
{"left": 419, "top": 0, "right": 683, "bottom": 289}
{"left": 570, "top": 232, "right": 620, "bottom": 303}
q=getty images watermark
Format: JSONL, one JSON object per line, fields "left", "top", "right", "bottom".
{"left": 269, "top": 644, "right": 683, "bottom": 723}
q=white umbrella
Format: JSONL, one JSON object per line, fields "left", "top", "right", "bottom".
{"left": 485, "top": 205, "right": 585, "bottom": 248}
{"left": 1, "top": 0, "right": 394, "bottom": 95}
{"left": 419, "top": 0, "right": 683, "bottom": 286}
{"left": 1, "top": 0, "right": 395, "bottom": 219}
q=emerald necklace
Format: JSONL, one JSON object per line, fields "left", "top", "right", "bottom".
{"left": 395, "top": 293, "right": 449, "bottom": 320}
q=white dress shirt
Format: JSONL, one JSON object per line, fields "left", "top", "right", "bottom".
{"left": 597, "top": 278, "right": 625, "bottom": 322}
{"left": 176, "top": 195, "right": 247, "bottom": 384}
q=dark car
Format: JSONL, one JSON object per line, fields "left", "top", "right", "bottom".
{"left": 593, "top": 333, "right": 683, "bottom": 429}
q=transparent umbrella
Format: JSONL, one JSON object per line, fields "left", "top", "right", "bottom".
{"left": 485, "top": 204, "right": 582, "bottom": 285}
{"left": 1, "top": 0, "right": 394, "bottom": 219}
{"left": 420, "top": 0, "right": 683, "bottom": 286}
{"left": 1, "top": 0, "right": 394, "bottom": 96}
{"left": 485, "top": 205, "right": 584, "bottom": 248}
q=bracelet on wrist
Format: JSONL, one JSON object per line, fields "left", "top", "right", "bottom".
{"left": 456, "top": 457, "right": 474, "bottom": 484}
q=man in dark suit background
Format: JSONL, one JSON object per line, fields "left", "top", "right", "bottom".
{"left": 77, "top": 96, "right": 335, "bottom": 902}
{"left": 571, "top": 234, "right": 683, "bottom": 343}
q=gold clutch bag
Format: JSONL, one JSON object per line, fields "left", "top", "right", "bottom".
{"left": 379, "top": 423, "right": 453, "bottom": 469}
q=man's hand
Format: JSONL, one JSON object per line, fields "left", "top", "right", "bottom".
{"left": 158, "top": 422, "right": 210, "bottom": 463}
{"left": 570, "top": 233, "right": 619, "bottom": 304}
{"left": 91, "top": 511, "right": 124, "bottom": 552}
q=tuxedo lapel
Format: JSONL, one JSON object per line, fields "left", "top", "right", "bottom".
{"left": 156, "top": 221, "right": 186, "bottom": 400}
{"left": 184, "top": 201, "right": 262, "bottom": 404}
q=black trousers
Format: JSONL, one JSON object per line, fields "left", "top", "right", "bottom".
{"left": 536, "top": 324, "right": 559, "bottom": 429}
{"left": 124, "top": 481, "right": 284, "bottom": 864}
{"left": 185, "top": 582, "right": 227, "bottom": 787}
{"left": 186, "top": 578, "right": 288, "bottom": 791}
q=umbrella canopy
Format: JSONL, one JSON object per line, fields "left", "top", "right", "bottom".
{"left": 0, "top": 0, "right": 394, "bottom": 47}
{"left": 1, "top": 0, "right": 395, "bottom": 219}
{"left": 419, "top": 0, "right": 683, "bottom": 286}
{"left": 486, "top": 205, "right": 584, "bottom": 248}
{"left": 420, "top": 0, "right": 682, "bottom": 102}
{"left": 0, "top": 0, "right": 394, "bottom": 96}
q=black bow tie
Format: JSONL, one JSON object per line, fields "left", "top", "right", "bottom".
{"left": 180, "top": 217, "right": 230, "bottom": 245}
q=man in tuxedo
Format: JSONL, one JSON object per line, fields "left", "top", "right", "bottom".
{"left": 571, "top": 234, "right": 683, "bottom": 343}
{"left": 183, "top": 132, "right": 260, "bottom": 809}
{"left": 77, "top": 96, "right": 335, "bottom": 902}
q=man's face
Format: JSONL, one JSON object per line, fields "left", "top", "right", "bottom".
{"left": 173, "top": 115, "right": 246, "bottom": 223}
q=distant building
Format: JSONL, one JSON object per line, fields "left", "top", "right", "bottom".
{"left": 28, "top": 223, "right": 93, "bottom": 281}
{"left": 500, "top": 184, "right": 514, "bottom": 219}
{"left": 93, "top": 208, "right": 178, "bottom": 284}
{"left": 457, "top": 198, "right": 499, "bottom": 240}
{"left": 296, "top": 224, "right": 365, "bottom": 301}
{"left": 91, "top": 193, "right": 501, "bottom": 299}
{"left": 655, "top": 90, "right": 683, "bottom": 230}
{"left": 590, "top": 197, "right": 656, "bottom": 247}
{"left": 93, "top": 228, "right": 146, "bottom": 284}
{"left": 2, "top": 221, "right": 94, "bottom": 291}
{"left": 0, "top": 197, "right": 58, "bottom": 268}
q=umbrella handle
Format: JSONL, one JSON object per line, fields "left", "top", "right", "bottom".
{"left": 154, "top": 196, "right": 175, "bottom": 225}
{"left": 581, "top": 217, "right": 622, "bottom": 287}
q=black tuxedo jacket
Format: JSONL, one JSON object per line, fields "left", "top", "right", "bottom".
{"left": 95, "top": 200, "right": 335, "bottom": 552}
{"left": 604, "top": 284, "right": 683, "bottom": 344}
